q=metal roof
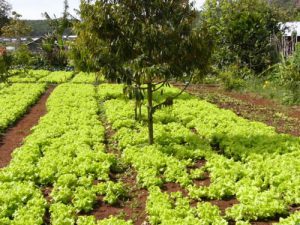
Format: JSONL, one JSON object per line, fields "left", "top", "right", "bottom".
{"left": 282, "top": 22, "right": 300, "bottom": 37}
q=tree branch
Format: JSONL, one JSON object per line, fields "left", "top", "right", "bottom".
{"left": 153, "top": 80, "right": 168, "bottom": 92}
{"left": 152, "top": 73, "right": 194, "bottom": 112}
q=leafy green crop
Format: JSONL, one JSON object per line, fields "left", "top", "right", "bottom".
{"left": 0, "top": 182, "right": 46, "bottom": 224}
{"left": 71, "top": 72, "right": 104, "bottom": 84}
{"left": 98, "top": 83, "right": 300, "bottom": 223}
{"left": 0, "top": 83, "right": 46, "bottom": 131}
{"left": 39, "top": 71, "right": 74, "bottom": 83}
{"left": 8, "top": 70, "right": 50, "bottom": 83}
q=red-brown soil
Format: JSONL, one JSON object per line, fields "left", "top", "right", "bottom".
{"left": 290, "top": 204, "right": 300, "bottom": 213}
{"left": 88, "top": 168, "right": 148, "bottom": 225}
{"left": 42, "top": 186, "right": 53, "bottom": 224}
{"left": 251, "top": 222, "right": 278, "bottom": 225}
{"left": 162, "top": 182, "right": 189, "bottom": 197}
{"left": 175, "top": 83, "right": 300, "bottom": 136}
{"left": 0, "top": 86, "right": 55, "bottom": 168}
{"left": 90, "top": 181, "right": 148, "bottom": 225}
{"left": 210, "top": 199, "right": 239, "bottom": 215}
{"left": 91, "top": 119, "right": 148, "bottom": 225}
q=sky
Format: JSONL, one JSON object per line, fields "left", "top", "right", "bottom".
{"left": 8, "top": 0, "right": 206, "bottom": 20}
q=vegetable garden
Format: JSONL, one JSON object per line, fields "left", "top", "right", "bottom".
{"left": 0, "top": 70, "right": 299, "bottom": 225}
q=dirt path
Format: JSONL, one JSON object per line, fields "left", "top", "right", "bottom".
{"left": 0, "top": 86, "right": 55, "bottom": 168}
{"left": 175, "top": 83, "right": 300, "bottom": 136}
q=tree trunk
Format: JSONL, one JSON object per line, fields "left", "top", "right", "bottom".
{"left": 134, "top": 99, "right": 138, "bottom": 121}
{"left": 147, "top": 83, "right": 154, "bottom": 145}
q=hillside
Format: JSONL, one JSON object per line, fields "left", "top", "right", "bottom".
{"left": 23, "top": 20, "right": 52, "bottom": 37}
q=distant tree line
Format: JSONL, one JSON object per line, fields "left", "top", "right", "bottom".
{"left": 23, "top": 20, "right": 53, "bottom": 37}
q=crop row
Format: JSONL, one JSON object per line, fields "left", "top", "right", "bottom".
{"left": 38, "top": 71, "right": 75, "bottom": 83}
{"left": 0, "top": 84, "right": 129, "bottom": 224}
{"left": 8, "top": 70, "right": 50, "bottom": 83}
{"left": 71, "top": 72, "right": 105, "bottom": 84}
{"left": 98, "top": 84, "right": 300, "bottom": 224}
{"left": 9, "top": 70, "right": 107, "bottom": 84}
{"left": 0, "top": 83, "right": 46, "bottom": 132}
{"left": 8, "top": 70, "right": 74, "bottom": 83}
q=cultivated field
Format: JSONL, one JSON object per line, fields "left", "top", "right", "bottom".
{"left": 0, "top": 71, "right": 299, "bottom": 225}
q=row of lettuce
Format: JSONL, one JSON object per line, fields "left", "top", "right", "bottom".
{"left": 0, "top": 83, "right": 46, "bottom": 132}
{"left": 7, "top": 70, "right": 104, "bottom": 84}
{"left": 98, "top": 84, "right": 300, "bottom": 224}
{"left": 0, "top": 70, "right": 103, "bottom": 132}
{"left": 0, "top": 84, "right": 130, "bottom": 225}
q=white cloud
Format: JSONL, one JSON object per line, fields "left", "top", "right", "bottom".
{"left": 7, "top": 0, "right": 205, "bottom": 20}
{"left": 8, "top": 0, "right": 80, "bottom": 20}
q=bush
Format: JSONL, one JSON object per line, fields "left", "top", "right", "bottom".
{"left": 0, "top": 47, "right": 12, "bottom": 83}
{"left": 270, "top": 45, "right": 300, "bottom": 104}
{"left": 219, "top": 65, "right": 252, "bottom": 90}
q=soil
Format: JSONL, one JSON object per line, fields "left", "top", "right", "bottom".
{"left": 42, "top": 186, "right": 53, "bottom": 225}
{"left": 162, "top": 182, "right": 189, "bottom": 197}
{"left": 174, "top": 83, "right": 300, "bottom": 136}
{"left": 89, "top": 119, "right": 148, "bottom": 225}
{"left": 90, "top": 173, "right": 148, "bottom": 225}
{"left": 290, "top": 204, "right": 300, "bottom": 213}
{"left": 210, "top": 198, "right": 239, "bottom": 215}
{"left": 0, "top": 86, "right": 55, "bottom": 168}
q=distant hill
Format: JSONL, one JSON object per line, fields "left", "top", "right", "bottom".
{"left": 24, "top": 20, "right": 53, "bottom": 37}
{"left": 23, "top": 20, "right": 74, "bottom": 37}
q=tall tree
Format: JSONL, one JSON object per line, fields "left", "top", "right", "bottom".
{"left": 1, "top": 12, "right": 32, "bottom": 46}
{"left": 42, "top": 0, "right": 72, "bottom": 67}
{"left": 201, "top": 0, "right": 282, "bottom": 73}
{"left": 72, "top": 0, "right": 212, "bottom": 144}
{"left": 0, "top": 0, "right": 11, "bottom": 36}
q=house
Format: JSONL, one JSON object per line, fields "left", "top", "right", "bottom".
{"left": 27, "top": 37, "right": 45, "bottom": 53}
{"left": 281, "top": 22, "right": 300, "bottom": 56}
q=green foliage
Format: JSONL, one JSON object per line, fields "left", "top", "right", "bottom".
{"left": 201, "top": 0, "right": 282, "bottom": 73}
{"left": 0, "top": 182, "right": 46, "bottom": 224}
{"left": 50, "top": 203, "right": 76, "bottom": 225}
{"left": 219, "top": 65, "right": 250, "bottom": 90}
{"left": 12, "top": 44, "right": 33, "bottom": 68}
{"left": 77, "top": 216, "right": 132, "bottom": 225}
{"left": 261, "top": 44, "right": 300, "bottom": 104}
{"left": 1, "top": 81, "right": 300, "bottom": 223}
{"left": 1, "top": 12, "right": 32, "bottom": 43}
{"left": 146, "top": 186, "right": 227, "bottom": 225}
{"left": 41, "top": 0, "right": 72, "bottom": 68}
{"left": 0, "top": 83, "right": 46, "bottom": 132}
{"left": 41, "top": 33, "right": 69, "bottom": 68}
{"left": 97, "top": 217, "right": 132, "bottom": 225}
{"left": 8, "top": 69, "right": 50, "bottom": 83}
{"left": 39, "top": 70, "right": 74, "bottom": 83}
{"left": 277, "top": 212, "right": 300, "bottom": 225}
{"left": 72, "top": 0, "right": 213, "bottom": 144}
{"left": 93, "top": 181, "right": 127, "bottom": 205}
{"left": 24, "top": 20, "right": 53, "bottom": 36}
{"left": 71, "top": 71, "right": 105, "bottom": 84}
{"left": 0, "top": 48, "right": 12, "bottom": 83}
{"left": 0, "top": 0, "right": 11, "bottom": 35}
{"left": 280, "top": 45, "right": 300, "bottom": 104}
{"left": 72, "top": 0, "right": 211, "bottom": 76}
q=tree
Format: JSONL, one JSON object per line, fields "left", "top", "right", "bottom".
{"left": 0, "top": 47, "right": 12, "bottom": 84}
{"left": 0, "top": 0, "right": 11, "bottom": 35}
{"left": 42, "top": 0, "right": 72, "bottom": 68}
{"left": 200, "top": 0, "right": 283, "bottom": 73}
{"left": 1, "top": 12, "right": 32, "bottom": 47}
{"left": 72, "top": 0, "right": 213, "bottom": 144}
